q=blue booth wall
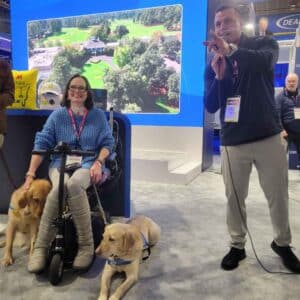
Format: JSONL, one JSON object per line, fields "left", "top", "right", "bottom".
{"left": 10, "top": 0, "right": 207, "bottom": 128}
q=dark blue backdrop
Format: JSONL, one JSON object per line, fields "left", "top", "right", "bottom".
{"left": 258, "top": 13, "right": 300, "bottom": 40}
{"left": 10, "top": 0, "right": 207, "bottom": 127}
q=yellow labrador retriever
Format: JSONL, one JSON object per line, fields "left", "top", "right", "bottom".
{"left": 0, "top": 179, "right": 52, "bottom": 266}
{"left": 95, "top": 215, "right": 161, "bottom": 300}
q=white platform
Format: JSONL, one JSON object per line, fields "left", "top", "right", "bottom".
{"left": 131, "top": 126, "right": 203, "bottom": 184}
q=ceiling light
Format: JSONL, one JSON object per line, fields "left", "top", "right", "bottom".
{"left": 244, "top": 23, "right": 254, "bottom": 30}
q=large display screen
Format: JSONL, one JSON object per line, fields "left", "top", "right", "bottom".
{"left": 28, "top": 5, "right": 182, "bottom": 114}
{"left": 11, "top": 0, "right": 207, "bottom": 126}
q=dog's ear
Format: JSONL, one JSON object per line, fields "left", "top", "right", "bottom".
{"left": 38, "top": 180, "right": 52, "bottom": 202}
{"left": 17, "top": 191, "right": 28, "bottom": 209}
{"left": 123, "top": 230, "right": 136, "bottom": 251}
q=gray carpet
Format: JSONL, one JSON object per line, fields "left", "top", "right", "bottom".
{"left": 1, "top": 168, "right": 300, "bottom": 300}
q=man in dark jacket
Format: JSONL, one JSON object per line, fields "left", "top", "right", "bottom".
{"left": 256, "top": 16, "right": 273, "bottom": 37}
{"left": 0, "top": 59, "right": 14, "bottom": 148}
{"left": 276, "top": 73, "right": 300, "bottom": 159}
{"left": 204, "top": 5, "right": 300, "bottom": 273}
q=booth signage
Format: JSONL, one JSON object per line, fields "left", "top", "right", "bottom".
{"left": 258, "top": 13, "right": 300, "bottom": 40}
{"left": 276, "top": 14, "right": 300, "bottom": 30}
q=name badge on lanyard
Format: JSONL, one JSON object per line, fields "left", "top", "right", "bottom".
{"left": 294, "top": 107, "right": 300, "bottom": 120}
{"left": 224, "top": 96, "right": 241, "bottom": 123}
{"left": 67, "top": 108, "right": 88, "bottom": 166}
{"left": 66, "top": 155, "right": 82, "bottom": 166}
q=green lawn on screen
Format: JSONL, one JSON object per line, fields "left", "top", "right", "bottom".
{"left": 81, "top": 61, "right": 110, "bottom": 89}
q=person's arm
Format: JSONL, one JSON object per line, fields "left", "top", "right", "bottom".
{"left": 96, "top": 147, "right": 110, "bottom": 166}
{"left": 204, "top": 58, "right": 232, "bottom": 113}
{"left": 0, "top": 75, "right": 15, "bottom": 109}
{"left": 23, "top": 111, "right": 57, "bottom": 189}
{"left": 23, "top": 154, "right": 43, "bottom": 189}
{"left": 90, "top": 110, "right": 115, "bottom": 184}
{"left": 90, "top": 147, "right": 111, "bottom": 184}
{"left": 230, "top": 37, "right": 279, "bottom": 72}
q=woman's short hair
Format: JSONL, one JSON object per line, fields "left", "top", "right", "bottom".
{"left": 61, "top": 74, "right": 94, "bottom": 110}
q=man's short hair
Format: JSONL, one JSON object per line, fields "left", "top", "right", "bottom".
{"left": 215, "top": 5, "right": 241, "bottom": 17}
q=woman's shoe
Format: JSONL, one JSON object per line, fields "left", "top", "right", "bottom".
{"left": 27, "top": 248, "right": 48, "bottom": 273}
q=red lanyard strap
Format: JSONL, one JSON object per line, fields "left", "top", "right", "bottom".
{"left": 68, "top": 108, "right": 88, "bottom": 141}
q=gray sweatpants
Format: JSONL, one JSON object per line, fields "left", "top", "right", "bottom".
{"left": 49, "top": 167, "right": 91, "bottom": 199}
{"left": 33, "top": 167, "right": 93, "bottom": 251}
{"left": 221, "top": 133, "right": 291, "bottom": 249}
{"left": 43, "top": 168, "right": 91, "bottom": 223}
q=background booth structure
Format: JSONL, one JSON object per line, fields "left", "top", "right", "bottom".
{"left": 206, "top": 1, "right": 300, "bottom": 169}
{"left": 8, "top": 0, "right": 209, "bottom": 186}
{"left": 0, "top": 111, "right": 131, "bottom": 217}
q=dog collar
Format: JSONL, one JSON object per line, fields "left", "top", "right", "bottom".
{"left": 9, "top": 204, "right": 21, "bottom": 217}
{"left": 107, "top": 258, "right": 132, "bottom": 266}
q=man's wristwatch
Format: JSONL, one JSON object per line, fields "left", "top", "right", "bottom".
{"left": 227, "top": 43, "right": 238, "bottom": 57}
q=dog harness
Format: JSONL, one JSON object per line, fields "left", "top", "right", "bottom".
{"left": 107, "top": 232, "right": 151, "bottom": 266}
{"left": 141, "top": 232, "right": 151, "bottom": 261}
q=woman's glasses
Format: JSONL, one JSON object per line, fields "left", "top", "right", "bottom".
{"left": 69, "top": 85, "right": 87, "bottom": 93}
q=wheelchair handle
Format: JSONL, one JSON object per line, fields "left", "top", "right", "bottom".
{"left": 32, "top": 149, "right": 95, "bottom": 157}
{"left": 32, "top": 142, "right": 95, "bottom": 157}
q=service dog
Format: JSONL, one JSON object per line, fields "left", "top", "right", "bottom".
{"left": 95, "top": 215, "right": 161, "bottom": 300}
{"left": 0, "top": 179, "right": 52, "bottom": 266}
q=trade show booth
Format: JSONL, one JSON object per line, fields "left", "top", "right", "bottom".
{"left": 0, "top": 111, "right": 131, "bottom": 217}
{"left": 0, "top": 0, "right": 208, "bottom": 215}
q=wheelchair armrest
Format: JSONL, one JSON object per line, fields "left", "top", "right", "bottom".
{"left": 104, "top": 152, "right": 118, "bottom": 176}
{"left": 106, "top": 152, "right": 117, "bottom": 162}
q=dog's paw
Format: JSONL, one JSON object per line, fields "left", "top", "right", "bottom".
{"left": 98, "top": 295, "right": 108, "bottom": 300}
{"left": 1, "top": 255, "right": 14, "bottom": 266}
{"left": 108, "top": 295, "right": 119, "bottom": 300}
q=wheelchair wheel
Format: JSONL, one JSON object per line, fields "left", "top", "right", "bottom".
{"left": 49, "top": 253, "right": 64, "bottom": 285}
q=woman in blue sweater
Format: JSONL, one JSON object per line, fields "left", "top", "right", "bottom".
{"left": 24, "top": 74, "right": 114, "bottom": 273}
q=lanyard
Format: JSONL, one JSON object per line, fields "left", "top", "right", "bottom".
{"left": 68, "top": 108, "right": 88, "bottom": 141}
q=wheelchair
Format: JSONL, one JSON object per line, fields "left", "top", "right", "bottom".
{"left": 32, "top": 109, "right": 124, "bottom": 285}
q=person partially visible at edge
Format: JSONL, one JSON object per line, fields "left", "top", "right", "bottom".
{"left": 0, "top": 59, "right": 15, "bottom": 148}
{"left": 276, "top": 73, "right": 300, "bottom": 159}
{"left": 25, "top": 74, "right": 114, "bottom": 274}
{"left": 204, "top": 5, "right": 300, "bottom": 273}
{"left": 256, "top": 16, "right": 273, "bottom": 37}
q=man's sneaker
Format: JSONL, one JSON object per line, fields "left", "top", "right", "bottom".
{"left": 271, "top": 241, "right": 300, "bottom": 273}
{"left": 221, "top": 247, "right": 246, "bottom": 270}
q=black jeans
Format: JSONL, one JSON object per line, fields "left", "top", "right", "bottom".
{"left": 284, "top": 121, "right": 300, "bottom": 160}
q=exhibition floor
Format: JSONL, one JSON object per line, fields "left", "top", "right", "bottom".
{"left": 1, "top": 162, "right": 300, "bottom": 300}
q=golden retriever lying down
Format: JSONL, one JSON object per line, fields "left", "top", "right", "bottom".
{"left": 95, "top": 215, "right": 161, "bottom": 300}
{"left": 0, "top": 179, "right": 52, "bottom": 266}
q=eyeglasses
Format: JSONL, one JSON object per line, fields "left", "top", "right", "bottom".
{"left": 69, "top": 85, "right": 87, "bottom": 93}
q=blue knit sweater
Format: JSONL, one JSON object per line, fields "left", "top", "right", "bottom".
{"left": 34, "top": 107, "right": 115, "bottom": 169}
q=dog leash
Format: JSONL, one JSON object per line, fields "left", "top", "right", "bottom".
{"left": 0, "top": 149, "right": 17, "bottom": 189}
{"left": 92, "top": 183, "right": 109, "bottom": 225}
